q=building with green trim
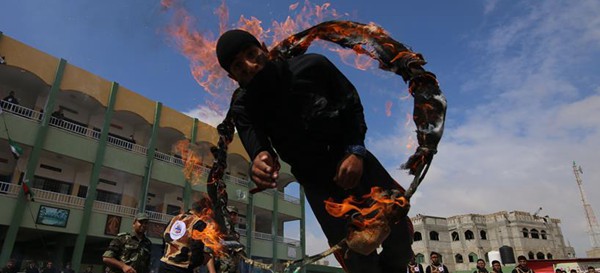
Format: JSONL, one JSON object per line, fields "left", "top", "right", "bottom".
{"left": 0, "top": 32, "right": 308, "bottom": 273}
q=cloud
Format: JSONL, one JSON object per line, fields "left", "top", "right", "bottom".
{"left": 483, "top": 0, "right": 498, "bottom": 15}
{"left": 369, "top": 1, "right": 600, "bottom": 257}
{"left": 183, "top": 105, "right": 226, "bottom": 127}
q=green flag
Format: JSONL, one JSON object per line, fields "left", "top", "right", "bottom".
{"left": 9, "top": 138, "right": 23, "bottom": 159}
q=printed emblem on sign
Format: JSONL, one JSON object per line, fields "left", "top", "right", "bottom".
{"left": 439, "top": 267, "right": 444, "bottom": 272}
{"left": 415, "top": 268, "right": 420, "bottom": 272}
{"left": 170, "top": 220, "right": 187, "bottom": 240}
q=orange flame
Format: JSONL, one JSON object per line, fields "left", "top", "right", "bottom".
{"left": 175, "top": 140, "right": 206, "bottom": 185}
{"left": 161, "top": 0, "right": 374, "bottom": 102}
{"left": 406, "top": 135, "right": 416, "bottom": 151}
{"left": 190, "top": 205, "right": 226, "bottom": 256}
{"left": 324, "top": 187, "right": 407, "bottom": 228}
{"left": 385, "top": 101, "right": 393, "bottom": 117}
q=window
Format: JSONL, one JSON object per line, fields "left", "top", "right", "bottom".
{"left": 78, "top": 186, "right": 122, "bottom": 205}
{"left": 455, "top": 254, "right": 464, "bottom": 263}
{"left": 166, "top": 204, "right": 181, "bottom": 216}
{"left": 547, "top": 253, "right": 553, "bottom": 259}
{"left": 430, "top": 231, "right": 439, "bottom": 241}
{"left": 465, "top": 230, "right": 474, "bottom": 240}
{"left": 416, "top": 253, "right": 425, "bottom": 264}
{"left": 96, "top": 189, "right": 122, "bottom": 205}
{"left": 414, "top": 232, "right": 422, "bottom": 242}
{"left": 536, "top": 252, "right": 545, "bottom": 260}
{"left": 452, "top": 231, "right": 460, "bottom": 241}
{"left": 531, "top": 229, "right": 539, "bottom": 239}
{"left": 468, "top": 253, "right": 478, "bottom": 263}
{"left": 528, "top": 252, "right": 535, "bottom": 260}
{"left": 541, "top": 230, "right": 547, "bottom": 240}
{"left": 522, "top": 228, "right": 529, "bottom": 238}
{"left": 32, "top": 176, "right": 72, "bottom": 195}
{"left": 480, "top": 230, "right": 487, "bottom": 240}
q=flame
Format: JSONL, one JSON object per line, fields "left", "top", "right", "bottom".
{"left": 175, "top": 140, "right": 206, "bottom": 185}
{"left": 406, "top": 135, "right": 416, "bottom": 151}
{"left": 190, "top": 205, "right": 226, "bottom": 256}
{"left": 324, "top": 187, "right": 407, "bottom": 228}
{"left": 161, "top": 0, "right": 362, "bottom": 101}
{"left": 385, "top": 101, "right": 393, "bottom": 117}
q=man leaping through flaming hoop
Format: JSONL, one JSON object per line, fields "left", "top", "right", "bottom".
{"left": 215, "top": 29, "right": 414, "bottom": 273}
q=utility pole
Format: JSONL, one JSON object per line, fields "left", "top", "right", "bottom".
{"left": 572, "top": 161, "right": 600, "bottom": 250}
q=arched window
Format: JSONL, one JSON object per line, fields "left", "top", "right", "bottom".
{"left": 531, "top": 229, "right": 540, "bottom": 239}
{"left": 465, "top": 230, "right": 475, "bottom": 240}
{"left": 547, "top": 253, "right": 553, "bottom": 259}
{"left": 455, "top": 254, "right": 464, "bottom": 263}
{"left": 468, "top": 253, "right": 478, "bottom": 263}
{"left": 522, "top": 228, "right": 529, "bottom": 238}
{"left": 480, "top": 230, "right": 487, "bottom": 240}
{"left": 414, "top": 232, "right": 422, "bottom": 242}
{"left": 430, "top": 231, "right": 440, "bottom": 241}
{"left": 528, "top": 251, "right": 535, "bottom": 260}
{"left": 536, "top": 252, "right": 545, "bottom": 259}
{"left": 541, "top": 230, "right": 547, "bottom": 240}
{"left": 416, "top": 253, "right": 425, "bottom": 264}
{"left": 452, "top": 231, "right": 460, "bottom": 241}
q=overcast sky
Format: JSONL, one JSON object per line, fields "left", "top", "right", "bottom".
{"left": 2, "top": 0, "right": 600, "bottom": 267}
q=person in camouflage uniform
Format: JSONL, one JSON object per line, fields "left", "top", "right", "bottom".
{"left": 159, "top": 199, "right": 209, "bottom": 273}
{"left": 103, "top": 213, "right": 152, "bottom": 273}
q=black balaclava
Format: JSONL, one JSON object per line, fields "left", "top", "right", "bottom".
{"left": 216, "top": 29, "right": 261, "bottom": 73}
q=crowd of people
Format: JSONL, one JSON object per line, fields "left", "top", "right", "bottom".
{"left": 0, "top": 261, "right": 89, "bottom": 273}
{"left": 405, "top": 254, "right": 598, "bottom": 273}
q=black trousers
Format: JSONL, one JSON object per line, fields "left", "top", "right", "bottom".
{"left": 298, "top": 151, "right": 413, "bottom": 273}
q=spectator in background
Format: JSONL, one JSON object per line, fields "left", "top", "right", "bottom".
{"left": 51, "top": 108, "right": 64, "bottom": 120}
{"left": 408, "top": 256, "right": 425, "bottom": 273}
{"left": 588, "top": 267, "right": 596, "bottom": 273}
{"left": 474, "top": 259, "right": 489, "bottom": 273}
{"left": 570, "top": 269, "right": 578, "bottom": 273}
{"left": 61, "top": 263, "right": 75, "bottom": 273}
{"left": 41, "top": 261, "right": 57, "bottom": 273}
{"left": 2, "top": 91, "right": 19, "bottom": 109}
{"left": 426, "top": 252, "right": 449, "bottom": 273}
{"left": 82, "top": 266, "right": 94, "bottom": 273}
{"left": 512, "top": 256, "right": 534, "bottom": 273}
{"left": 25, "top": 261, "right": 40, "bottom": 273}
{"left": 491, "top": 260, "right": 503, "bottom": 273}
{"left": 1, "top": 259, "right": 17, "bottom": 273}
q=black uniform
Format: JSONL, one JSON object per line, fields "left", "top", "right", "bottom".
{"left": 231, "top": 53, "right": 412, "bottom": 273}
{"left": 426, "top": 264, "right": 450, "bottom": 273}
{"left": 409, "top": 263, "right": 425, "bottom": 273}
{"left": 512, "top": 267, "right": 534, "bottom": 273}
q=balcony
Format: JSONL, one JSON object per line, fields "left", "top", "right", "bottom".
{"left": 0, "top": 181, "right": 135, "bottom": 216}
{"left": 1, "top": 181, "right": 302, "bottom": 250}
{"left": 0, "top": 102, "right": 261, "bottom": 189}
